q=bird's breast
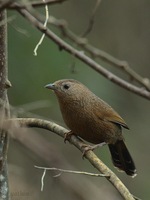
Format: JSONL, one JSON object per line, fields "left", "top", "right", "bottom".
{"left": 59, "top": 100, "right": 121, "bottom": 144}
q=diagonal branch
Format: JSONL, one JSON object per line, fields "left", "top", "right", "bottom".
{"left": 4, "top": 1, "right": 150, "bottom": 91}
{"left": 5, "top": 117, "right": 136, "bottom": 200}
{"left": 9, "top": 1, "right": 150, "bottom": 91}
{"left": 16, "top": 7, "right": 150, "bottom": 100}
{"left": 46, "top": 17, "right": 150, "bottom": 91}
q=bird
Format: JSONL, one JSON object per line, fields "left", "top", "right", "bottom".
{"left": 45, "top": 79, "right": 137, "bottom": 177}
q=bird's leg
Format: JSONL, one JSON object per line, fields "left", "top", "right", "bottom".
{"left": 64, "top": 131, "right": 74, "bottom": 143}
{"left": 82, "top": 142, "right": 107, "bottom": 158}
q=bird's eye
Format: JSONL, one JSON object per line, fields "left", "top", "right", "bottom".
{"left": 63, "top": 84, "right": 70, "bottom": 90}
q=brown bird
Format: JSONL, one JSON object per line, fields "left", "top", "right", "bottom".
{"left": 45, "top": 79, "right": 137, "bottom": 177}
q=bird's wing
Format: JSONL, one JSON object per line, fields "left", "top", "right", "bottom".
{"left": 94, "top": 100, "right": 129, "bottom": 129}
{"left": 105, "top": 114, "right": 129, "bottom": 129}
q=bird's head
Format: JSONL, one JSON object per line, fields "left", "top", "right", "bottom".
{"left": 45, "top": 79, "right": 92, "bottom": 101}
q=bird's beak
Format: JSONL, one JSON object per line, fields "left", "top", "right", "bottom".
{"left": 44, "top": 83, "right": 56, "bottom": 90}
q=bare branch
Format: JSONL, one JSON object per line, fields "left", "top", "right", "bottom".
{"left": 35, "top": 165, "right": 107, "bottom": 177}
{"left": 25, "top": 7, "right": 148, "bottom": 91}
{"left": 48, "top": 17, "right": 150, "bottom": 91}
{"left": 7, "top": 1, "right": 150, "bottom": 91}
{"left": 35, "top": 165, "right": 107, "bottom": 191}
{"left": 5, "top": 117, "right": 136, "bottom": 200}
{"left": 8, "top": 0, "right": 68, "bottom": 9}
{"left": 15, "top": 7, "right": 150, "bottom": 100}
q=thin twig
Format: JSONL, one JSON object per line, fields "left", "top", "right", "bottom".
{"left": 132, "top": 194, "right": 142, "bottom": 200}
{"left": 82, "top": 0, "right": 102, "bottom": 37}
{"left": 41, "top": 168, "right": 46, "bottom": 191}
{"left": 5, "top": 118, "right": 136, "bottom": 200}
{"left": 34, "top": 0, "right": 49, "bottom": 56}
{"left": 35, "top": 165, "right": 108, "bottom": 177}
{"left": 30, "top": 0, "right": 67, "bottom": 7}
{"left": 16, "top": 7, "right": 150, "bottom": 100}
{"left": 8, "top": 0, "right": 68, "bottom": 9}
{"left": 35, "top": 165, "right": 108, "bottom": 191}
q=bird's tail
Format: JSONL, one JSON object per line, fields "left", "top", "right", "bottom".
{"left": 108, "top": 140, "right": 137, "bottom": 177}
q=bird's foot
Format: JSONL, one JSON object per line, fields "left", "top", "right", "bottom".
{"left": 81, "top": 142, "right": 106, "bottom": 159}
{"left": 64, "top": 131, "right": 74, "bottom": 143}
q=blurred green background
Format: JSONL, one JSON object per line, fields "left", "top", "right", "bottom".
{"left": 8, "top": 0, "right": 150, "bottom": 199}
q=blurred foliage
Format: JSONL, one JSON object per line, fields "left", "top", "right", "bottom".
{"left": 7, "top": 0, "right": 150, "bottom": 199}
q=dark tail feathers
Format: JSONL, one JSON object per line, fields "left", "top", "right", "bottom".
{"left": 108, "top": 140, "right": 137, "bottom": 177}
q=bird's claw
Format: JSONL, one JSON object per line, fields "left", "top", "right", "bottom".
{"left": 81, "top": 142, "right": 106, "bottom": 159}
{"left": 82, "top": 145, "right": 93, "bottom": 159}
{"left": 64, "top": 131, "right": 73, "bottom": 143}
